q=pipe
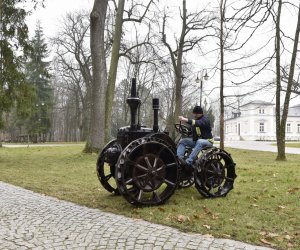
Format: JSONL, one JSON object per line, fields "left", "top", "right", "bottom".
{"left": 126, "top": 78, "right": 141, "bottom": 130}
{"left": 152, "top": 98, "right": 159, "bottom": 132}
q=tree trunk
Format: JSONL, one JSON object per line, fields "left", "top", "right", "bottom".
{"left": 85, "top": 0, "right": 108, "bottom": 153}
{"left": 173, "top": 68, "right": 183, "bottom": 139}
{"left": 276, "top": 2, "right": 300, "bottom": 161}
{"left": 104, "top": 0, "right": 125, "bottom": 142}
{"left": 275, "top": 0, "right": 284, "bottom": 160}
{"left": 172, "top": 0, "right": 186, "bottom": 139}
{"left": 219, "top": 0, "right": 225, "bottom": 150}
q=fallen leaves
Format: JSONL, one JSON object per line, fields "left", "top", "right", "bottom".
{"left": 158, "top": 207, "right": 165, "bottom": 212}
{"left": 276, "top": 204, "right": 288, "bottom": 212}
{"left": 258, "top": 231, "right": 295, "bottom": 249}
{"left": 211, "top": 213, "right": 219, "bottom": 220}
{"left": 267, "top": 232, "right": 279, "bottom": 238}
{"left": 177, "top": 214, "right": 190, "bottom": 223}
{"left": 287, "top": 187, "right": 300, "bottom": 194}
{"left": 259, "top": 231, "right": 279, "bottom": 238}
{"left": 260, "top": 238, "right": 273, "bottom": 246}
{"left": 203, "top": 224, "right": 211, "bottom": 229}
{"left": 278, "top": 205, "right": 286, "bottom": 210}
{"left": 222, "top": 234, "right": 231, "bottom": 238}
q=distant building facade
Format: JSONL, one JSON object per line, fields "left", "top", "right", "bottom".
{"left": 225, "top": 101, "right": 300, "bottom": 141}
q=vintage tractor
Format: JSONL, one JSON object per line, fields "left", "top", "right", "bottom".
{"left": 96, "top": 78, "right": 237, "bottom": 206}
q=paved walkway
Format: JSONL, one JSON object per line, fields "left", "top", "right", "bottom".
{"left": 0, "top": 182, "right": 273, "bottom": 250}
{"left": 223, "top": 141, "right": 300, "bottom": 155}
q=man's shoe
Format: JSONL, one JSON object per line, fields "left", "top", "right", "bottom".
{"left": 178, "top": 157, "right": 187, "bottom": 168}
{"left": 183, "top": 161, "right": 194, "bottom": 175}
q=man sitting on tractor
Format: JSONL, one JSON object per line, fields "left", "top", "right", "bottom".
{"left": 177, "top": 106, "right": 214, "bottom": 168}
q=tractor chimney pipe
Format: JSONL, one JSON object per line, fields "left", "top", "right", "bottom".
{"left": 152, "top": 98, "right": 159, "bottom": 132}
{"left": 127, "top": 78, "right": 141, "bottom": 130}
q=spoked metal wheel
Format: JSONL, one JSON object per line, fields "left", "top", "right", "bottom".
{"left": 177, "top": 162, "right": 194, "bottom": 189}
{"left": 177, "top": 173, "right": 194, "bottom": 189}
{"left": 177, "top": 147, "right": 194, "bottom": 189}
{"left": 146, "top": 133, "right": 177, "bottom": 154}
{"left": 194, "top": 147, "right": 237, "bottom": 198}
{"left": 96, "top": 139, "right": 122, "bottom": 194}
{"left": 116, "top": 137, "right": 178, "bottom": 206}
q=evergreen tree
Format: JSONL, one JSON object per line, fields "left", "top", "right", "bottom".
{"left": 25, "top": 22, "right": 52, "bottom": 142}
{"left": 0, "top": 0, "right": 43, "bottom": 128}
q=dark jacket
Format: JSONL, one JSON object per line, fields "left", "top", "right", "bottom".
{"left": 187, "top": 115, "right": 213, "bottom": 141}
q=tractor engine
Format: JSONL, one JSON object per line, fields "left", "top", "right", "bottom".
{"left": 116, "top": 78, "right": 154, "bottom": 149}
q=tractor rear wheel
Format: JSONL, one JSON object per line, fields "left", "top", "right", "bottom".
{"left": 116, "top": 137, "right": 178, "bottom": 206}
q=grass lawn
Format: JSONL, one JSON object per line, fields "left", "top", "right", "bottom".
{"left": 0, "top": 145, "right": 299, "bottom": 249}
{"left": 2, "top": 141, "right": 85, "bottom": 145}
{"left": 271, "top": 143, "right": 300, "bottom": 149}
{"left": 284, "top": 143, "right": 300, "bottom": 149}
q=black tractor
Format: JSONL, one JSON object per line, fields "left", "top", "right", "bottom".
{"left": 96, "top": 78, "right": 237, "bottom": 206}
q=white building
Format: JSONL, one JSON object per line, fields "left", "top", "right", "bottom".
{"left": 225, "top": 101, "right": 300, "bottom": 141}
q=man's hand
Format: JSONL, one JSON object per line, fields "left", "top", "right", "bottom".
{"left": 178, "top": 116, "right": 188, "bottom": 123}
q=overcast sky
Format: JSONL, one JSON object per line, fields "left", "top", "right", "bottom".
{"left": 26, "top": 0, "right": 93, "bottom": 37}
{"left": 25, "top": 0, "right": 300, "bottom": 107}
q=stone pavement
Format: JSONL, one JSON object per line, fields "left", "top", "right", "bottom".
{"left": 0, "top": 182, "right": 274, "bottom": 250}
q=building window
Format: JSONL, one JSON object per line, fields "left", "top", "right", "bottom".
{"left": 298, "top": 124, "right": 300, "bottom": 133}
{"left": 287, "top": 123, "right": 291, "bottom": 133}
{"left": 259, "top": 109, "right": 265, "bottom": 114}
{"left": 259, "top": 123, "right": 264, "bottom": 133}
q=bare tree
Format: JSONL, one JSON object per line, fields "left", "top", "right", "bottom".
{"left": 275, "top": 2, "right": 300, "bottom": 160}
{"left": 87, "top": 0, "right": 109, "bottom": 152}
{"left": 161, "top": 0, "right": 214, "bottom": 137}
{"left": 221, "top": 0, "right": 300, "bottom": 160}
{"left": 51, "top": 11, "right": 91, "bottom": 141}
{"left": 219, "top": 0, "right": 225, "bottom": 149}
{"left": 104, "top": 0, "right": 154, "bottom": 142}
{"left": 212, "top": 0, "right": 278, "bottom": 149}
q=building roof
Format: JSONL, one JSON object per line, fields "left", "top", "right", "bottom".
{"left": 240, "top": 100, "right": 274, "bottom": 107}
{"left": 289, "top": 104, "right": 300, "bottom": 116}
{"left": 291, "top": 104, "right": 300, "bottom": 108}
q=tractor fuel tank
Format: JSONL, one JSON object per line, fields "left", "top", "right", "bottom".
{"left": 117, "top": 126, "right": 153, "bottom": 149}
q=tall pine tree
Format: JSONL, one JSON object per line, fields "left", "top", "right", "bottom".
{"left": 0, "top": 0, "right": 43, "bottom": 128}
{"left": 25, "top": 22, "right": 52, "bottom": 142}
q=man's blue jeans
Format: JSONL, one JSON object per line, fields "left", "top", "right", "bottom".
{"left": 177, "top": 138, "right": 213, "bottom": 165}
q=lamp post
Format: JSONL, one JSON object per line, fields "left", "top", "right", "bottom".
{"left": 195, "top": 69, "right": 209, "bottom": 107}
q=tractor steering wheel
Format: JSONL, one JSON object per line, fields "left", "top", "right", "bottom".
{"left": 174, "top": 122, "right": 191, "bottom": 136}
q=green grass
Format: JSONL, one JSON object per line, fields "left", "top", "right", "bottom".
{"left": 284, "top": 143, "right": 300, "bottom": 149}
{"left": 271, "top": 143, "right": 300, "bottom": 148}
{"left": 0, "top": 145, "right": 299, "bottom": 250}
{"left": 3, "top": 141, "right": 85, "bottom": 145}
